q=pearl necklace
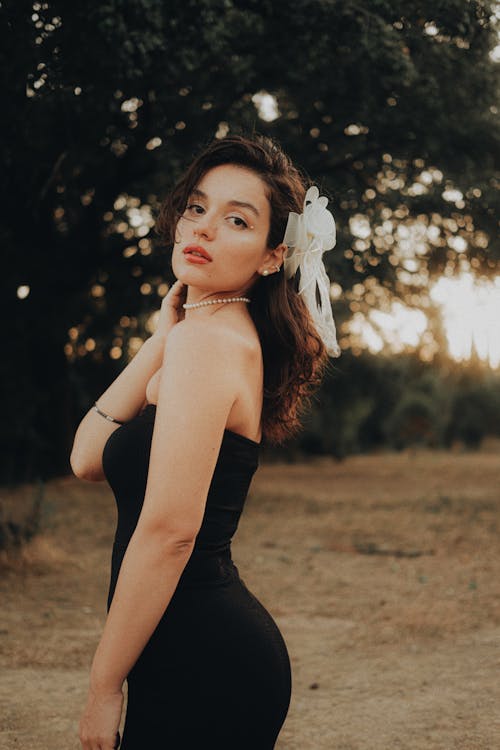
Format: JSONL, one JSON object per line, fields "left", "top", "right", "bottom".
{"left": 183, "top": 296, "right": 251, "bottom": 310}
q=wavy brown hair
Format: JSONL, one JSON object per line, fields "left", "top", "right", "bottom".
{"left": 156, "top": 133, "right": 332, "bottom": 446}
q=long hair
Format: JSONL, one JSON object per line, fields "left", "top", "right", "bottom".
{"left": 156, "top": 134, "right": 331, "bottom": 446}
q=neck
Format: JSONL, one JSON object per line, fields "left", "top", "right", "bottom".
{"left": 185, "top": 287, "right": 248, "bottom": 303}
{"left": 183, "top": 297, "right": 250, "bottom": 311}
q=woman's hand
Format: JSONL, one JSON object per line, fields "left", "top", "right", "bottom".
{"left": 78, "top": 686, "right": 124, "bottom": 750}
{"left": 151, "top": 279, "right": 187, "bottom": 340}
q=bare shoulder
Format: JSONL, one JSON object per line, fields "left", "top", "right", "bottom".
{"left": 164, "top": 317, "right": 256, "bottom": 368}
{"left": 146, "top": 318, "right": 259, "bottom": 408}
{"left": 158, "top": 320, "right": 247, "bottom": 405}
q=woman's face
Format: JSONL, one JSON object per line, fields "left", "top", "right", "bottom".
{"left": 171, "top": 163, "right": 282, "bottom": 296}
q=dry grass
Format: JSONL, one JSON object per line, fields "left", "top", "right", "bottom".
{"left": 1, "top": 444, "right": 500, "bottom": 749}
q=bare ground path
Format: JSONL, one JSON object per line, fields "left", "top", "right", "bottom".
{"left": 1, "top": 445, "right": 499, "bottom": 749}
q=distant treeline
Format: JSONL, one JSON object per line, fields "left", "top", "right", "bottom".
{"left": 292, "top": 350, "right": 500, "bottom": 459}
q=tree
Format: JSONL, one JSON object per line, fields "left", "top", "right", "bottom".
{"left": 1, "top": 0, "right": 499, "bottom": 481}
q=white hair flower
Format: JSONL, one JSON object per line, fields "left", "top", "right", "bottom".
{"left": 282, "top": 186, "right": 341, "bottom": 358}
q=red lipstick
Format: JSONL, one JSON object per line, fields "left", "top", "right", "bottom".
{"left": 183, "top": 245, "right": 212, "bottom": 262}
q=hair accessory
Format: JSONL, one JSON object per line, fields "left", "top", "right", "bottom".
{"left": 93, "top": 402, "right": 126, "bottom": 425}
{"left": 282, "top": 186, "right": 341, "bottom": 357}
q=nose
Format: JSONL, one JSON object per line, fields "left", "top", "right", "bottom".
{"left": 193, "top": 214, "right": 216, "bottom": 241}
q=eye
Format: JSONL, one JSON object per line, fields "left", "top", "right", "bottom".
{"left": 227, "top": 215, "right": 248, "bottom": 229}
{"left": 185, "top": 203, "right": 205, "bottom": 216}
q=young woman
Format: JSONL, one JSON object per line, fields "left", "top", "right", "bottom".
{"left": 70, "top": 133, "right": 340, "bottom": 749}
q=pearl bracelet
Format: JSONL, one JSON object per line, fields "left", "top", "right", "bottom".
{"left": 93, "top": 403, "right": 126, "bottom": 425}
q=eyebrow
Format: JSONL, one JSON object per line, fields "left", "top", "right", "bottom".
{"left": 190, "top": 188, "right": 260, "bottom": 218}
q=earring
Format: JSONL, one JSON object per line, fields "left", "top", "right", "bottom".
{"left": 262, "top": 265, "right": 280, "bottom": 276}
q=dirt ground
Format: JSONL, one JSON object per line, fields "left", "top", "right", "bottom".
{"left": 1, "top": 443, "right": 500, "bottom": 749}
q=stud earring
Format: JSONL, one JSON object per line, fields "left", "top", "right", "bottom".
{"left": 262, "top": 265, "right": 281, "bottom": 276}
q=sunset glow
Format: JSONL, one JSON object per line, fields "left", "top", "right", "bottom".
{"left": 430, "top": 273, "right": 500, "bottom": 368}
{"left": 348, "top": 302, "right": 428, "bottom": 355}
{"left": 345, "top": 273, "right": 500, "bottom": 369}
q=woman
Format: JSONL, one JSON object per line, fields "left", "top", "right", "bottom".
{"left": 70, "top": 133, "right": 341, "bottom": 749}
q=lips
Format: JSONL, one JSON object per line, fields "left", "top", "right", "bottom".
{"left": 183, "top": 245, "right": 212, "bottom": 261}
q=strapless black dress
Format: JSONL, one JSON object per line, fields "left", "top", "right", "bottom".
{"left": 102, "top": 403, "right": 291, "bottom": 749}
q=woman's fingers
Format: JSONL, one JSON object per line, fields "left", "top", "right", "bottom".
{"left": 170, "top": 279, "right": 186, "bottom": 295}
{"left": 165, "top": 279, "right": 186, "bottom": 305}
{"left": 79, "top": 732, "right": 119, "bottom": 750}
{"left": 78, "top": 688, "right": 123, "bottom": 750}
{"left": 152, "top": 280, "right": 187, "bottom": 337}
{"left": 100, "top": 731, "right": 120, "bottom": 749}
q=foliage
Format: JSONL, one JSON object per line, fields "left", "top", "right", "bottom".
{"left": 1, "top": 1, "right": 499, "bottom": 480}
{"left": 294, "top": 351, "right": 500, "bottom": 457}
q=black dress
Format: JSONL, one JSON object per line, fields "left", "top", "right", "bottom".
{"left": 102, "top": 403, "right": 292, "bottom": 749}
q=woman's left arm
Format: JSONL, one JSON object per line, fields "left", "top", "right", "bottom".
{"left": 79, "top": 320, "right": 241, "bottom": 750}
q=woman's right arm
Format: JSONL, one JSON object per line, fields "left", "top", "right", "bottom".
{"left": 70, "top": 334, "right": 166, "bottom": 482}
{"left": 70, "top": 280, "right": 187, "bottom": 482}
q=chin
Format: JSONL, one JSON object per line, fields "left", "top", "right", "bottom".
{"left": 171, "top": 266, "right": 211, "bottom": 294}
{"left": 171, "top": 257, "right": 196, "bottom": 284}
{"left": 172, "top": 269, "right": 191, "bottom": 284}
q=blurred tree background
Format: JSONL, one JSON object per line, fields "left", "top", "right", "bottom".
{"left": 2, "top": 0, "right": 500, "bottom": 484}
